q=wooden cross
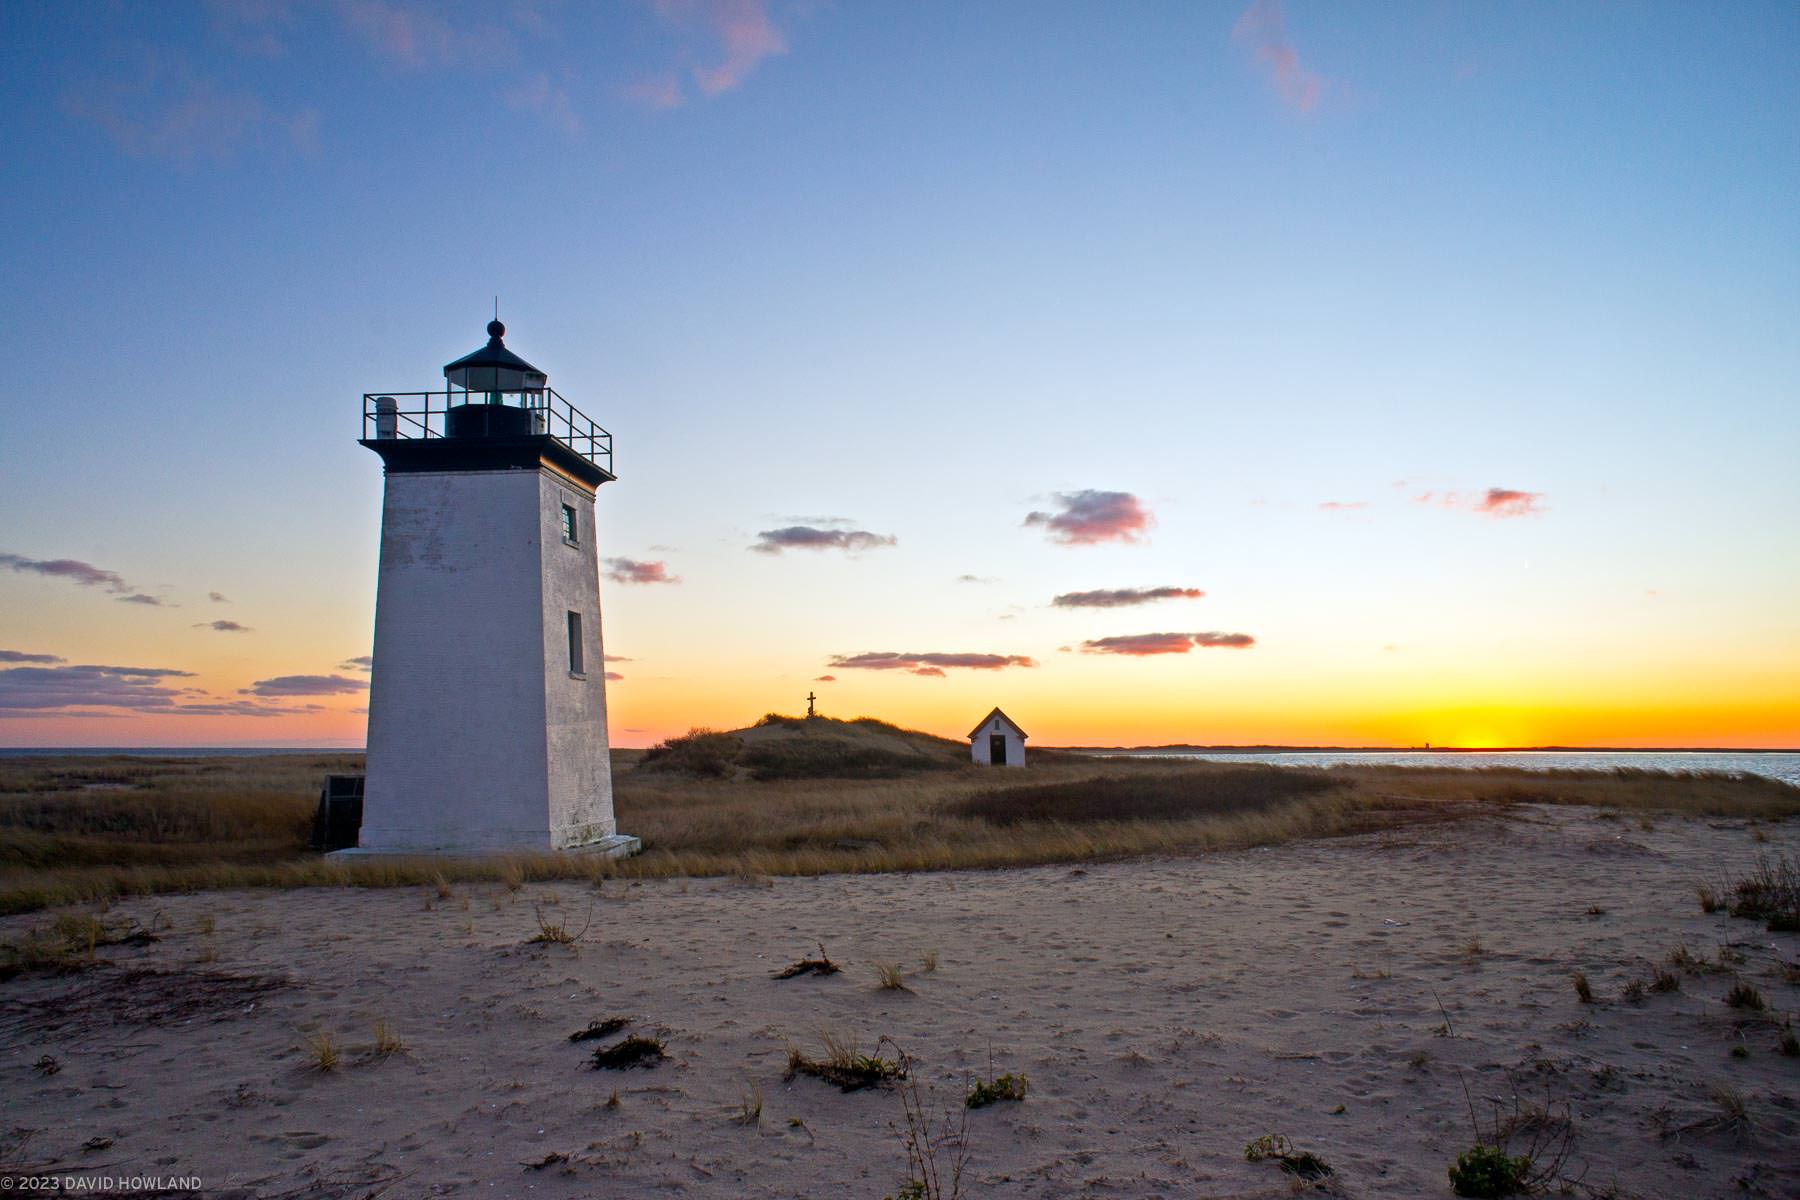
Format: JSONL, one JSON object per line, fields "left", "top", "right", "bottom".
{"left": 806, "top": 691, "right": 817, "bottom": 718}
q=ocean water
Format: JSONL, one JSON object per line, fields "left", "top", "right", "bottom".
{"left": 1105, "top": 750, "right": 1800, "bottom": 788}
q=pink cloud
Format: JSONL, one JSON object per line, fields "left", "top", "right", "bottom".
{"left": 1024, "top": 490, "right": 1154, "bottom": 546}
{"left": 1473, "top": 488, "right": 1545, "bottom": 518}
{"left": 813, "top": 674, "right": 835, "bottom": 682}
{"left": 658, "top": 0, "right": 787, "bottom": 97}
{"left": 604, "top": 557, "right": 680, "bottom": 584}
{"left": 604, "top": 671, "right": 624, "bottom": 682}
{"left": 1080, "top": 632, "right": 1256, "bottom": 656}
{"left": 1233, "top": 0, "right": 1323, "bottom": 114}
{"left": 827, "top": 652, "right": 1037, "bottom": 674}
{"left": 1318, "top": 501, "right": 1368, "bottom": 512}
{"left": 751, "top": 525, "right": 896, "bottom": 555}
{"left": 1414, "top": 487, "right": 1547, "bottom": 518}
{"left": 336, "top": 0, "right": 493, "bottom": 70}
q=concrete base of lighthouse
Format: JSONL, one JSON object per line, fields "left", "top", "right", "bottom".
{"left": 330, "top": 832, "right": 641, "bottom": 860}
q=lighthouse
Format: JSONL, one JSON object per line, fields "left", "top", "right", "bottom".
{"left": 352, "top": 321, "right": 636, "bottom": 856}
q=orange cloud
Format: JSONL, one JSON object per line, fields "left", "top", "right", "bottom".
{"left": 827, "top": 652, "right": 1038, "bottom": 675}
{"left": 1080, "top": 632, "right": 1256, "bottom": 656}
{"left": 1233, "top": 0, "right": 1323, "bottom": 113}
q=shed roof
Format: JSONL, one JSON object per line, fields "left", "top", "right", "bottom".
{"left": 967, "top": 707, "right": 1028, "bottom": 740}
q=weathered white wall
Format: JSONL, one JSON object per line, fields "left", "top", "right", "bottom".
{"left": 360, "top": 467, "right": 615, "bottom": 852}
{"left": 537, "top": 474, "right": 616, "bottom": 847}
{"left": 970, "top": 716, "right": 1027, "bottom": 768}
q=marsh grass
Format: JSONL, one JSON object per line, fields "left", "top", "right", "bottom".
{"left": 1, "top": 751, "right": 1794, "bottom": 916}
{"left": 305, "top": 1030, "right": 340, "bottom": 1073}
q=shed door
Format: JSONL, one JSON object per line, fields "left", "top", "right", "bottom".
{"left": 989, "top": 734, "right": 1008, "bottom": 766}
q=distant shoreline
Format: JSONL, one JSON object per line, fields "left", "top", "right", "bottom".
{"left": 2, "top": 744, "right": 1796, "bottom": 757}
{"left": 1059, "top": 744, "right": 1800, "bottom": 755}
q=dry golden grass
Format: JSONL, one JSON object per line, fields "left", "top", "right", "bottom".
{"left": 0, "top": 750, "right": 1793, "bottom": 917}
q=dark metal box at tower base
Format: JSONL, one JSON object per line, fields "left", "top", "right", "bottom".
{"left": 311, "top": 775, "right": 365, "bottom": 851}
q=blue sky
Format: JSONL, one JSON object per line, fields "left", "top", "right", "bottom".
{"left": 1, "top": 1, "right": 1796, "bottom": 747}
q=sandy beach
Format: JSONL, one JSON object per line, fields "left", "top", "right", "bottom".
{"left": 3, "top": 802, "right": 1796, "bottom": 1198}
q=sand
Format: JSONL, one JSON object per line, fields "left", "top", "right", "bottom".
{"left": 2, "top": 803, "right": 1796, "bottom": 1199}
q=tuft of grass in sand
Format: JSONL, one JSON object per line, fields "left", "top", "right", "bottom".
{"left": 872, "top": 961, "right": 909, "bottom": 991}
{"left": 786, "top": 1031, "right": 907, "bottom": 1092}
{"left": 1572, "top": 973, "right": 1595, "bottom": 1004}
{"left": 304, "top": 1030, "right": 340, "bottom": 1073}
{"left": 371, "top": 1018, "right": 406, "bottom": 1057}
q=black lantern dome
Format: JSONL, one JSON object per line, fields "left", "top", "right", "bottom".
{"left": 443, "top": 320, "right": 549, "bottom": 394}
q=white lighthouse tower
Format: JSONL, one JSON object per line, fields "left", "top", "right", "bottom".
{"left": 353, "top": 321, "right": 636, "bottom": 856}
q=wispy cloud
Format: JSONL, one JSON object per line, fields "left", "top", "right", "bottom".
{"left": 63, "top": 49, "right": 318, "bottom": 162}
{"left": 0, "top": 650, "right": 66, "bottom": 665}
{"left": 507, "top": 72, "right": 581, "bottom": 135}
{"left": 1413, "top": 487, "right": 1547, "bottom": 518}
{"left": 340, "top": 655, "right": 374, "bottom": 672}
{"left": 1233, "top": 0, "right": 1324, "bottom": 113}
{"left": 604, "top": 557, "right": 680, "bottom": 584}
{"left": 0, "top": 553, "right": 130, "bottom": 593}
{"left": 117, "top": 593, "right": 167, "bottom": 606}
{"left": 1080, "top": 632, "right": 1256, "bottom": 656}
{"left": 827, "top": 651, "right": 1037, "bottom": 676}
{"left": 241, "top": 673, "right": 368, "bottom": 697}
{"left": 622, "top": 73, "right": 684, "bottom": 110}
{"left": 956, "top": 574, "right": 999, "bottom": 585}
{"left": 813, "top": 674, "right": 836, "bottom": 682}
{"left": 194, "top": 619, "right": 251, "bottom": 632}
{"left": 1473, "top": 488, "right": 1546, "bottom": 518}
{"left": 604, "top": 671, "right": 625, "bottom": 682}
{"left": 1052, "top": 586, "right": 1204, "bottom": 609}
{"left": 1318, "top": 501, "right": 1368, "bottom": 512}
{"left": 642, "top": 0, "right": 787, "bottom": 107}
{"left": 751, "top": 525, "right": 896, "bottom": 555}
{"left": 336, "top": 0, "right": 506, "bottom": 70}
{"left": 209, "top": 591, "right": 230, "bottom": 603}
{"left": 1024, "top": 491, "right": 1153, "bottom": 546}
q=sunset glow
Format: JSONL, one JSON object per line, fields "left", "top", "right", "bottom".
{"left": 1, "top": 2, "right": 1795, "bottom": 750}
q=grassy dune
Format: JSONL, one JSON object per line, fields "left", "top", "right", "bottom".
{"left": 0, "top": 725, "right": 1795, "bottom": 918}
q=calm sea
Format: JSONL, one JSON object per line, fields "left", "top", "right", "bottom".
{"left": 1099, "top": 750, "right": 1800, "bottom": 787}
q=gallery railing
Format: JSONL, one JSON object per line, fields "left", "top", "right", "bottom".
{"left": 362, "top": 389, "right": 613, "bottom": 476}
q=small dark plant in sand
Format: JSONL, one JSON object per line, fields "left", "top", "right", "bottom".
{"left": 1725, "top": 980, "right": 1764, "bottom": 1011}
{"left": 886, "top": 1044, "right": 969, "bottom": 1200}
{"left": 569, "top": 1017, "right": 631, "bottom": 1043}
{"left": 1725, "top": 853, "right": 1800, "bottom": 931}
{"left": 1572, "top": 973, "right": 1595, "bottom": 1004}
{"left": 787, "top": 1031, "right": 907, "bottom": 1092}
{"left": 1243, "top": 1133, "right": 1333, "bottom": 1181}
{"left": 965, "top": 1073, "right": 1027, "bottom": 1109}
{"left": 773, "top": 942, "right": 840, "bottom": 979}
{"left": 1450, "top": 1075, "right": 1576, "bottom": 1196}
{"left": 591, "top": 1035, "right": 666, "bottom": 1070}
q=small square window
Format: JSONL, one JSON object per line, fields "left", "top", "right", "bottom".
{"left": 567, "top": 611, "right": 584, "bottom": 676}
{"left": 560, "top": 503, "right": 578, "bottom": 545}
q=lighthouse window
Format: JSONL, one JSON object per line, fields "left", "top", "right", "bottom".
{"left": 567, "top": 611, "right": 584, "bottom": 676}
{"left": 560, "top": 503, "right": 578, "bottom": 545}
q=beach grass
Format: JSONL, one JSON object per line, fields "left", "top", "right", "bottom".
{"left": 0, "top": 747, "right": 1794, "bottom": 917}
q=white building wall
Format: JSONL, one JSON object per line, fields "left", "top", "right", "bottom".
{"left": 970, "top": 717, "right": 1027, "bottom": 768}
{"left": 360, "top": 467, "right": 614, "bottom": 851}
{"left": 537, "top": 473, "right": 616, "bottom": 847}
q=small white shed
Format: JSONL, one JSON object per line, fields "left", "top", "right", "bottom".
{"left": 969, "top": 708, "right": 1027, "bottom": 768}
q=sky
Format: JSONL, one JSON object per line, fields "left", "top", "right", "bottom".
{"left": 0, "top": 0, "right": 1796, "bottom": 750}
